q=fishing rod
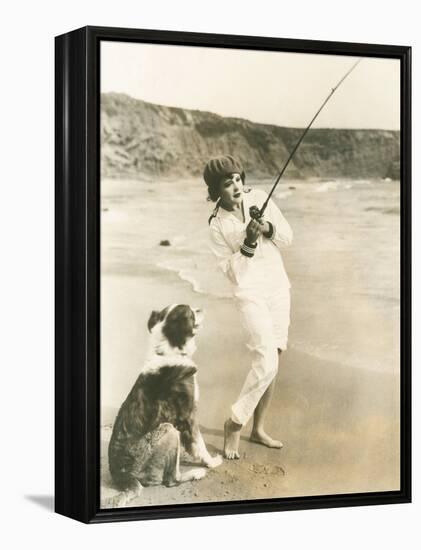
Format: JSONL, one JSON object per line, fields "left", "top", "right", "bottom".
{"left": 249, "top": 57, "right": 363, "bottom": 220}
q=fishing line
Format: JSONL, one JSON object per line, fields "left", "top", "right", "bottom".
{"left": 250, "top": 57, "right": 363, "bottom": 219}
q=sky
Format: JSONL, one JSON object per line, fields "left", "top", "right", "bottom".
{"left": 101, "top": 41, "right": 400, "bottom": 130}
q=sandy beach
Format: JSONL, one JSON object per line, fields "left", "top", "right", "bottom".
{"left": 100, "top": 176, "right": 400, "bottom": 507}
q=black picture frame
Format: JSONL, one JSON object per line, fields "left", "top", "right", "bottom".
{"left": 55, "top": 25, "right": 411, "bottom": 524}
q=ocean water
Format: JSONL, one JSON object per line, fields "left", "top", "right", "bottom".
{"left": 101, "top": 177, "right": 400, "bottom": 374}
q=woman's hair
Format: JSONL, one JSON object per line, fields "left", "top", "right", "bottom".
{"left": 203, "top": 155, "right": 246, "bottom": 202}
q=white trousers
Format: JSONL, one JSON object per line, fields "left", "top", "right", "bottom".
{"left": 231, "top": 289, "right": 290, "bottom": 426}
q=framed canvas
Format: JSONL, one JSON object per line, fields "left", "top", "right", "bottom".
{"left": 55, "top": 26, "right": 411, "bottom": 523}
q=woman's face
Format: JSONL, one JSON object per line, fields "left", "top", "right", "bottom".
{"left": 218, "top": 173, "right": 243, "bottom": 209}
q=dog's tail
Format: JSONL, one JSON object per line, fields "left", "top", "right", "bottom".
{"left": 102, "top": 479, "right": 143, "bottom": 509}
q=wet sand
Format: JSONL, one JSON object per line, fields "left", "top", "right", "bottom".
{"left": 100, "top": 271, "right": 400, "bottom": 507}
{"left": 100, "top": 176, "right": 400, "bottom": 507}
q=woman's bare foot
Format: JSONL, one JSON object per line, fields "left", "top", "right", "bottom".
{"left": 224, "top": 419, "right": 242, "bottom": 459}
{"left": 250, "top": 429, "right": 283, "bottom": 449}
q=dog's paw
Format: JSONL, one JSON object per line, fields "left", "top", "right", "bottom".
{"left": 206, "top": 454, "right": 223, "bottom": 468}
{"left": 191, "top": 468, "right": 207, "bottom": 480}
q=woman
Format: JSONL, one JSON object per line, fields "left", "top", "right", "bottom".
{"left": 204, "top": 155, "right": 293, "bottom": 459}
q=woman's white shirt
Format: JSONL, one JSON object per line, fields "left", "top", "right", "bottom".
{"left": 209, "top": 188, "right": 292, "bottom": 296}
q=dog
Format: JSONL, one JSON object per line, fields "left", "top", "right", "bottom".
{"left": 106, "top": 304, "right": 222, "bottom": 508}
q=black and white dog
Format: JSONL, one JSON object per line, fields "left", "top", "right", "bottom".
{"left": 107, "top": 304, "right": 222, "bottom": 507}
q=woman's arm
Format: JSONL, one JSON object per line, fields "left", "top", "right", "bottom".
{"left": 209, "top": 220, "right": 259, "bottom": 285}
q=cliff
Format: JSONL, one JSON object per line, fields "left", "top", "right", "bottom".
{"left": 101, "top": 93, "right": 400, "bottom": 180}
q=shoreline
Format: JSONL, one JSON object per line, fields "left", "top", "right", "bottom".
{"left": 100, "top": 270, "right": 400, "bottom": 507}
{"left": 101, "top": 173, "right": 400, "bottom": 185}
{"left": 100, "top": 174, "right": 400, "bottom": 507}
{"left": 101, "top": 266, "right": 400, "bottom": 376}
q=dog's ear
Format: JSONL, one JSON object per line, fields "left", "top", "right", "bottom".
{"left": 147, "top": 310, "right": 161, "bottom": 332}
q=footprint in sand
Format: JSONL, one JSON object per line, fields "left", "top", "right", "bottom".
{"left": 248, "top": 464, "right": 285, "bottom": 476}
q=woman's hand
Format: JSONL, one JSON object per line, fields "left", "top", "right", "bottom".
{"left": 246, "top": 219, "right": 263, "bottom": 244}
{"left": 257, "top": 217, "right": 270, "bottom": 235}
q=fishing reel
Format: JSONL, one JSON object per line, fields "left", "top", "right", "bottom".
{"left": 249, "top": 205, "right": 262, "bottom": 221}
